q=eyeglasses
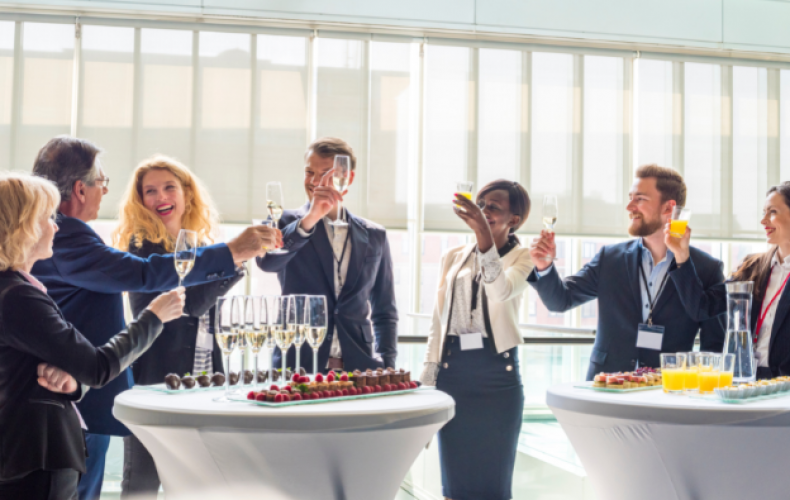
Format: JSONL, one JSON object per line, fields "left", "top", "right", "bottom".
{"left": 93, "top": 177, "right": 110, "bottom": 188}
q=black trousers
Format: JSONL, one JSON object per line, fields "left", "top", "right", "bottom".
{"left": 0, "top": 469, "right": 79, "bottom": 500}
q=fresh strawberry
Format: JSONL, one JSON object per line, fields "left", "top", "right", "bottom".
{"left": 255, "top": 393, "right": 266, "bottom": 402}
{"left": 292, "top": 394, "right": 302, "bottom": 401}
{"left": 282, "top": 393, "right": 291, "bottom": 402}
{"left": 340, "top": 373, "right": 349, "bottom": 382}
{"left": 270, "top": 384, "right": 279, "bottom": 391}
{"left": 274, "top": 394, "right": 284, "bottom": 403}
{"left": 283, "top": 385, "right": 292, "bottom": 393}
{"left": 397, "top": 382, "right": 407, "bottom": 391}
{"left": 341, "top": 389, "right": 349, "bottom": 396}
{"left": 409, "top": 381, "right": 418, "bottom": 389}
{"left": 374, "top": 385, "right": 382, "bottom": 393}
{"left": 292, "top": 373, "right": 300, "bottom": 383}
{"left": 327, "top": 372, "right": 335, "bottom": 382}
{"left": 315, "top": 373, "right": 324, "bottom": 382}
{"left": 322, "top": 391, "right": 330, "bottom": 398}
{"left": 247, "top": 391, "right": 257, "bottom": 400}
{"left": 311, "top": 393, "right": 320, "bottom": 400}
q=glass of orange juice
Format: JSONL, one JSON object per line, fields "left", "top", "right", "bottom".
{"left": 698, "top": 353, "right": 722, "bottom": 394}
{"left": 670, "top": 206, "right": 692, "bottom": 238}
{"left": 456, "top": 181, "right": 474, "bottom": 201}
{"left": 720, "top": 353, "right": 735, "bottom": 388}
{"left": 684, "top": 352, "right": 700, "bottom": 392}
{"left": 660, "top": 353, "right": 687, "bottom": 394}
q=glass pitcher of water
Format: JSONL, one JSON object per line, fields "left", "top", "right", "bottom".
{"left": 723, "top": 281, "right": 756, "bottom": 383}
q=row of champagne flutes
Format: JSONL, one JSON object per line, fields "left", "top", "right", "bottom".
{"left": 215, "top": 295, "right": 329, "bottom": 399}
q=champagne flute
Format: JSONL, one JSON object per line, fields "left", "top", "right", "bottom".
{"left": 331, "top": 155, "right": 351, "bottom": 227}
{"left": 276, "top": 296, "right": 296, "bottom": 381}
{"left": 288, "top": 295, "right": 307, "bottom": 376}
{"left": 229, "top": 296, "right": 244, "bottom": 393}
{"left": 306, "top": 295, "right": 328, "bottom": 377}
{"left": 174, "top": 230, "right": 197, "bottom": 316}
{"left": 266, "top": 296, "right": 283, "bottom": 385}
{"left": 252, "top": 219, "right": 276, "bottom": 252}
{"left": 239, "top": 296, "right": 258, "bottom": 388}
{"left": 266, "top": 182, "right": 288, "bottom": 255}
{"left": 244, "top": 296, "right": 267, "bottom": 388}
{"left": 215, "top": 296, "right": 239, "bottom": 400}
{"left": 542, "top": 194, "right": 558, "bottom": 263}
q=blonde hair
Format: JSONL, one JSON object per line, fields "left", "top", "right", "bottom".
{"left": 113, "top": 156, "right": 219, "bottom": 253}
{"left": 0, "top": 172, "right": 60, "bottom": 271}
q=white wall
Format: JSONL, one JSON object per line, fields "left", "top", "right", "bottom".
{"left": 3, "top": 0, "right": 790, "bottom": 56}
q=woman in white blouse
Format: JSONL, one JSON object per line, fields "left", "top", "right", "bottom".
{"left": 421, "top": 180, "right": 533, "bottom": 500}
{"left": 667, "top": 181, "right": 790, "bottom": 379}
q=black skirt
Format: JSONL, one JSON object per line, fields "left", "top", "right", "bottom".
{"left": 436, "top": 336, "right": 524, "bottom": 500}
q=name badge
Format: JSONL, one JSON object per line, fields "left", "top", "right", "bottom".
{"left": 196, "top": 330, "right": 215, "bottom": 350}
{"left": 636, "top": 323, "right": 665, "bottom": 350}
{"left": 459, "top": 332, "right": 484, "bottom": 351}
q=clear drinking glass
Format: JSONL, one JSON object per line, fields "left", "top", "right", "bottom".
{"left": 684, "top": 352, "right": 701, "bottom": 392}
{"left": 542, "top": 194, "right": 558, "bottom": 233}
{"left": 274, "top": 296, "right": 294, "bottom": 381}
{"left": 215, "top": 296, "right": 240, "bottom": 400}
{"left": 243, "top": 296, "right": 266, "bottom": 388}
{"left": 720, "top": 353, "right": 736, "bottom": 388}
{"left": 306, "top": 295, "right": 328, "bottom": 377}
{"left": 724, "top": 281, "right": 756, "bottom": 383}
{"left": 265, "top": 182, "right": 288, "bottom": 254}
{"left": 264, "top": 296, "right": 281, "bottom": 385}
{"left": 288, "top": 295, "right": 307, "bottom": 376}
{"left": 699, "top": 353, "right": 722, "bottom": 394}
{"left": 660, "top": 353, "right": 686, "bottom": 394}
{"left": 174, "top": 229, "right": 197, "bottom": 316}
{"left": 331, "top": 155, "right": 351, "bottom": 227}
{"left": 669, "top": 206, "right": 692, "bottom": 238}
{"left": 455, "top": 181, "right": 474, "bottom": 207}
{"left": 252, "top": 219, "right": 276, "bottom": 252}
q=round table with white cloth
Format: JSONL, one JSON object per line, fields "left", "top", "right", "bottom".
{"left": 113, "top": 388, "right": 455, "bottom": 500}
{"left": 547, "top": 383, "right": 790, "bottom": 500}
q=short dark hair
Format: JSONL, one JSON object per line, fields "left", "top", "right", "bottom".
{"left": 305, "top": 137, "right": 357, "bottom": 171}
{"left": 635, "top": 164, "right": 686, "bottom": 207}
{"left": 476, "top": 179, "right": 531, "bottom": 234}
{"left": 32, "top": 136, "right": 102, "bottom": 202}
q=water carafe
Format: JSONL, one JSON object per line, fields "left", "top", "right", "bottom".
{"left": 723, "top": 281, "right": 756, "bottom": 383}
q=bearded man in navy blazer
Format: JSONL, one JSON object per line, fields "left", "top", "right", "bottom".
{"left": 30, "top": 136, "right": 279, "bottom": 500}
{"left": 257, "top": 137, "right": 398, "bottom": 374}
{"left": 528, "top": 165, "right": 726, "bottom": 380}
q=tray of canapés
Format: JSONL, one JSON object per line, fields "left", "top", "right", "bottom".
{"left": 574, "top": 368, "right": 663, "bottom": 392}
{"left": 135, "top": 368, "right": 298, "bottom": 394}
{"left": 229, "top": 367, "right": 423, "bottom": 407}
{"left": 693, "top": 377, "right": 790, "bottom": 404}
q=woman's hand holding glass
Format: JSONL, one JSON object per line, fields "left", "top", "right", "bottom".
{"left": 146, "top": 287, "right": 186, "bottom": 323}
{"left": 452, "top": 192, "right": 495, "bottom": 252}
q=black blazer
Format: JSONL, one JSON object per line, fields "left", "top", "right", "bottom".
{"left": 527, "top": 239, "right": 726, "bottom": 380}
{"left": 670, "top": 254, "right": 790, "bottom": 379}
{"left": 256, "top": 204, "right": 398, "bottom": 373}
{"left": 0, "top": 270, "right": 162, "bottom": 480}
{"left": 127, "top": 240, "right": 244, "bottom": 385}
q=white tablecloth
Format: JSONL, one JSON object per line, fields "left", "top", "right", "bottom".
{"left": 547, "top": 384, "right": 790, "bottom": 500}
{"left": 113, "top": 389, "right": 454, "bottom": 500}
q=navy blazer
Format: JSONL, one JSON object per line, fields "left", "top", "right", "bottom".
{"left": 31, "top": 214, "right": 237, "bottom": 435}
{"left": 527, "top": 239, "right": 726, "bottom": 380}
{"left": 670, "top": 254, "right": 790, "bottom": 379}
{"left": 256, "top": 204, "right": 398, "bottom": 373}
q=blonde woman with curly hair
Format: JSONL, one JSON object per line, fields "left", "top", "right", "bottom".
{"left": 113, "top": 156, "right": 260, "bottom": 498}
{"left": 0, "top": 172, "right": 184, "bottom": 500}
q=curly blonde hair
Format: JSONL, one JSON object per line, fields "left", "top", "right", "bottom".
{"left": 113, "top": 156, "right": 219, "bottom": 253}
{"left": 0, "top": 172, "right": 60, "bottom": 271}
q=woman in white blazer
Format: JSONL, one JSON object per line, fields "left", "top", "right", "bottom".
{"left": 421, "top": 180, "right": 533, "bottom": 500}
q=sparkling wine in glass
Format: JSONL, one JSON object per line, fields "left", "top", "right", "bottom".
{"left": 266, "top": 296, "right": 283, "bottom": 385}
{"left": 306, "top": 295, "right": 328, "bottom": 377}
{"left": 174, "top": 230, "right": 197, "bottom": 309}
{"left": 331, "top": 155, "right": 351, "bottom": 227}
{"left": 288, "top": 295, "right": 307, "bottom": 376}
{"left": 215, "top": 296, "right": 239, "bottom": 400}
{"left": 244, "top": 296, "right": 268, "bottom": 387}
{"left": 266, "top": 182, "right": 288, "bottom": 254}
{"left": 276, "top": 296, "right": 296, "bottom": 381}
{"left": 542, "top": 194, "right": 558, "bottom": 263}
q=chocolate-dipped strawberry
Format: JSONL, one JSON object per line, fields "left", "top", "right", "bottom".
{"left": 257, "top": 370, "right": 268, "bottom": 383}
{"left": 211, "top": 372, "right": 226, "bottom": 386}
{"left": 228, "top": 371, "right": 240, "bottom": 386}
{"left": 299, "top": 367, "right": 307, "bottom": 376}
{"left": 165, "top": 373, "right": 181, "bottom": 390}
{"left": 196, "top": 373, "right": 211, "bottom": 387}
{"left": 244, "top": 370, "right": 254, "bottom": 385}
{"left": 181, "top": 374, "right": 196, "bottom": 389}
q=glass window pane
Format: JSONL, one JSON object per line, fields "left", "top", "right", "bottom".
{"left": 478, "top": 48, "right": 521, "bottom": 187}
{"left": 530, "top": 52, "right": 573, "bottom": 233}
{"left": 419, "top": 233, "right": 470, "bottom": 314}
{"left": 781, "top": 70, "right": 790, "bottom": 181}
{"left": 525, "top": 236, "right": 572, "bottom": 326}
{"left": 732, "top": 66, "right": 768, "bottom": 237}
{"left": 17, "top": 23, "right": 73, "bottom": 169}
{"left": 0, "top": 21, "right": 14, "bottom": 171}
{"left": 684, "top": 63, "right": 722, "bottom": 236}
{"left": 583, "top": 56, "right": 624, "bottom": 232}
{"left": 80, "top": 25, "right": 134, "bottom": 219}
{"left": 636, "top": 59, "right": 673, "bottom": 169}
{"left": 423, "top": 45, "right": 470, "bottom": 230}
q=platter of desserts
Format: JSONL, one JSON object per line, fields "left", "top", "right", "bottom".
{"left": 575, "top": 369, "right": 663, "bottom": 392}
{"left": 136, "top": 369, "right": 299, "bottom": 394}
{"left": 691, "top": 377, "right": 790, "bottom": 404}
{"left": 229, "top": 367, "right": 424, "bottom": 407}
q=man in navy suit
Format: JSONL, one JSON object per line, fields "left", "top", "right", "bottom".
{"left": 257, "top": 137, "right": 398, "bottom": 374}
{"left": 30, "top": 136, "right": 279, "bottom": 500}
{"left": 528, "top": 164, "right": 725, "bottom": 380}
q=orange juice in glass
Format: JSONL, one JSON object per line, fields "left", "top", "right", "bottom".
{"left": 684, "top": 352, "right": 701, "bottom": 391}
{"left": 670, "top": 206, "right": 692, "bottom": 238}
{"left": 719, "top": 353, "right": 736, "bottom": 387}
{"left": 456, "top": 181, "right": 473, "bottom": 205}
{"left": 660, "top": 353, "right": 687, "bottom": 394}
{"left": 698, "top": 353, "right": 722, "bottom": 394}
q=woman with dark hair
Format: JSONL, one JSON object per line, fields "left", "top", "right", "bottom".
{"left": 421, "top": 179, "right": 533, "bottom": 500}
{"left": 667, "top": 181, "right": 790, "bottom": 379}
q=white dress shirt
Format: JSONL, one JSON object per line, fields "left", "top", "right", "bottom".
{"left": 447, "top": 245, "right": 502, "bottom": 338}
{"left": 755, "top": 253, "right": 790, "bottom": 367}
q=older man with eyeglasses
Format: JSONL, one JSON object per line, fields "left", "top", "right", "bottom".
{"left": 30, "top": 136, "right": 279, "bottom": 500}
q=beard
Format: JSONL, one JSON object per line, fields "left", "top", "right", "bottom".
{"left": 628, "top": 213, "right": 663, "bottom": 237}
